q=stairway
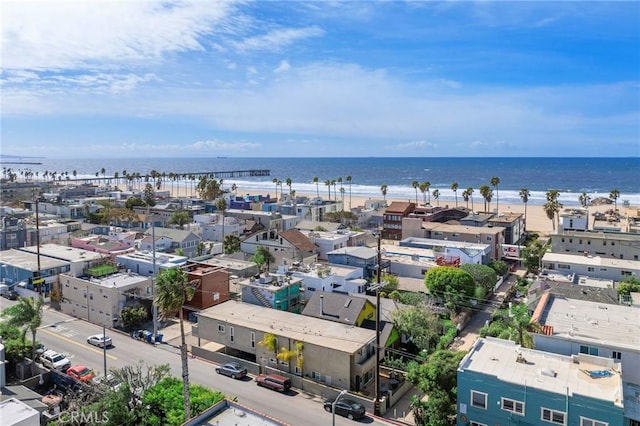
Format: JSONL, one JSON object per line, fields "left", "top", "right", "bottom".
{"left": 251, "top": 287, "right": 272, "bottom": 307}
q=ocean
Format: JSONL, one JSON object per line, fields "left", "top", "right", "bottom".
{"left": 3, "top": 157, "right": 639, "bottom": 207}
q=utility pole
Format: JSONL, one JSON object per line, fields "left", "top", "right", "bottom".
{"left": 370, "top": 230, "right": 384, "bottom": 416}
{"left": 152, "top": 223, "right": 158, "bottom": 339}
{"left": 103, "top": 324, "right": 107, "bottom": 376}
{"left": 35, "top": 199, "right": 42, "bottom": 295}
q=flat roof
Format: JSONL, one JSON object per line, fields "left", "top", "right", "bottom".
{"left": 20, "top": 243, "right": 104, "bottom": 262}
{"left": 542, "top": 252, "right": 640, "bottom": 269}
{"left": 0, "top": 249, "right": 69, "bottom": 272}
{"left": 193, "top": 257, "right": 257, "bottom": 271}
{"left": 537, "top": 295, "right": 640, "bottom": 352}
{"left": 0, "top": 397, "right": 40, "bottom": 423}
{"left": 421, "top": 222, "right": 505, "bottom": 234}
{"left": 185, "top": 399, "right": 287, "bottom": 426}
{"left": 401, "top": 237, "right": 490, "bottom": 251}
{"left": 327, "top": 246, "right": 377, "bottom": 259}
{"left": 116, "top": 250, "right": 187, "bottom": 265}
{"left": 460, "top": 338, "right": 623, "bottom": 405}
{"left": 198, "top": 301, "right": 375, "bottom": 353}
{"left": 76, "top": 271, "right": 150, "bottom": 289}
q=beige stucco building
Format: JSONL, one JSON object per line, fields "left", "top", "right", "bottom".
{"left": 196, "top": 301, "right": 377, "bottom": 392}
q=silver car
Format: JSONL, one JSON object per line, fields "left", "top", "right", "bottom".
{"left": 87, "top": 334, "right": 112, "bottom": 348}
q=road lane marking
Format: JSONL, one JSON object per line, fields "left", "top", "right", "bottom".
{"left": 41, "top": 328, "right": 118, "bottom": 360}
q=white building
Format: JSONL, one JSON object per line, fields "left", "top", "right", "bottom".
{"left": 541, "top": 252, "right": 640, "bottom": 282}
{"left": 559, "top": 208, "right": 589, "bottom": 231}
{"left": 0, "top": 398, "right": 40, "bottom": 426}
{"left": 304, "top": 230, "right": 349, "bottom": 260}
{"left": 283, "top": 263, "right": 368, "bottom": 301}
{"left": 19, "top": 243, "right": 106, "bottom": 278}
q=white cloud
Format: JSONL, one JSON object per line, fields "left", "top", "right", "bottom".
{"left": 1, "top": 0, "right": 235, "bottom": 70}
{"left": 274, "top": 60, "right": 291, "bottom": 74}
{"left": 396, "top": 140, "right": 438, "bottom": 149}
{"left": 232, "top": 26, "right": 324, "bottom": 52}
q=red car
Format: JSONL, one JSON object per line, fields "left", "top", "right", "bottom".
{"left": 66, "top": 365, "right": 95, "bottom": 383}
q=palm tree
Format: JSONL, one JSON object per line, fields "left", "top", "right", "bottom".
{"left": 231, "top": 183, "right": 238, "bottom": 197}
{"left": 324, "top": 179, "right": 331, "bottom": 200}
{"left": 609, "top": 189, "right": 620, "bottom": 211}
{"left": 479, "top": 185, "right": 492, "bottom": 212}
{"left": 272, "top": 178, "right": 279, "bottom": 200}
{"left": 285, "top": 178, "right": 292, "bottom": 199}
{"left": 451, "top": 182, "right": 459, "bottom": 207}
{"left": 491, "top": 176, "right": 500, "bottom": 214}
{"left": 312, "top": 176, "right": 320, "bottom": 197}
{"left": 331, "top": 179, "right": 337, "bottom": 201}
{"left": 345, "top": 175, "right": 352, "bottom": 210}
{"left": 337, "top": 177, "right": 343, "bottom": 203}
{"left": 155, "top": 267, "right": 197, "bottom": 421}
{"left": 217, "top": 198, "right": 227, "bottom": 253}
{"left": 411, "top": 180, "right": 419, "bottom": 204}
{"left": 543, "top": 189, "right": 563, "bottom": 231}
{"left": 579, "top": 192, "right": 591, "bottom": 230}
{"left": 1, "top": 295, "right": 45, "bottom": 373}
{"left": 432, "top": 189, "right": 440, "bottom": 206}
{"left": 419, "top": 182, "right": 429, "bottom": 205}
{"left": 519, "top": 188, "right": 530, "bottom": 232}
{"left": 380, "top": 184, "right": 388, "bottom": 201}
{"left": 509, "top": 304, "right": 541, "bottom": 349}
{"left": 424, "top": 181, "right": 431, "bottom": 204}
{"left": 462, "top": 188, "right": 470, "bottom": 208}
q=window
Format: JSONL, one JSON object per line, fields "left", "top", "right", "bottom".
{"left": 470, "top": 422, "right": 488, "bottom": 426}
{"left": 580, "top": 417, "right": 607, "bottom": 426}
{"left": 251, "top": 332, "right": 255, "bottom": 348}
{"left": 557, "top": 264, "right": 571, "bottom": 270}
{"left": 579, "top": 345, "right": 598, "bottom": 356}
{"left": 587, "top": 267, "right": 595, "bottom": 272}
{"left": 541, "top": 408, "right": 566, "bottom": 425}
{"left": 612, "top": 351, "right": 622, "bottom": 360}
{"left": 217, "top": 324, "right": 225, "bottom": 333}
{"left": 470, "top": 390, "right": 487, "bottom": 409}
{"left": 311, "top": 371, "right": 323, "bottom": 380}
{"left": 501, "top": 397, "right": 524, "bottom": 415}
{"left": 294, "top": 366, "right": 302, "bottom": 375}
{"left": 229, "top": 326, "right": 234, "bottom": 343}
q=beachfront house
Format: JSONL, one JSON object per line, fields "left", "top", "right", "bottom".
{"left": 457, "top": 337, "right": 625, "bottom": 426}
{"left": 398, "top": 237, "right": 491, "bottom": 264}
{"left": 283, "top": 262, "right": 368, "bottom": 300}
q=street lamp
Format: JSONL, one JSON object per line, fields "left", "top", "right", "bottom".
{"left": 332, "top": 390, "right": 348, "bottom": 426}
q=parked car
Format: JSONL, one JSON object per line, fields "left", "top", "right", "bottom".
{"left": 1, "top": 290, "right": 19, "bottom": 300}
{"left": 323, "top": 398, "right": 366, "bottom": 420}
{"left": 255, "top": 373, "right": 291, "bottom": 392}
{"left": 40, "top": 350, "right": 71, "bottom": 371}
{"left": 87, "top": 334, "right": 112, "bottom": 348}
{"left": 66, "top": 365, "right": 95, "bottom": 383}
{"left": 215, "top": 362, "right": 247, "bottom": 379}
{"left": 92, "top": 373, "right": 122, "bottom": 391}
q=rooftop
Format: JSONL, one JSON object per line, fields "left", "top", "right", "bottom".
{"left": 71, "top": 271, "right": 150, "bottom": 289}
{"left": 198, "top": 301, "right": 375, "bottom": 353}
{"left": 116, "top": 250, "right": 187, "bottom": 266}
{"left": 20, "top": 243, "right": 104, "bottom": 262}
{"left": 0, "top": 397, "right": 40, "bottom": 424}
{"left": 327, "top": 246, "right": 377, "bottom": 259}
{"left": 184, "top": 399, "right": 287, "bottom": 426}
{"left": 0, "top": 249, "right": 69, "bottom": 272}
{"left": 460, "top": 338, "right": 623, "bottom": 406}
{"left": 542, "top": 252, "right": 640, "bottom": 269}
{"left": 534, "top": 295, "right": 640, "bottom": 352}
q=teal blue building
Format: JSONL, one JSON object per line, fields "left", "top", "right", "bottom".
{"left": 457, "top": 338, "right": 626, "bottom": 426}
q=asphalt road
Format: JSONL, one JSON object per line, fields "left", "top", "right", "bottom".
{"left": 6, "top": 302, "right": 392, "bottom": 426}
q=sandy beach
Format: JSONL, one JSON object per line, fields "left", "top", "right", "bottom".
{"left": 153, "top": 182, "right": 637, "bottom": 237}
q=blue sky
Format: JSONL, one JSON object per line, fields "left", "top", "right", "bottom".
{"left": 1, "top": 1, "right": 639, "bottom": 158}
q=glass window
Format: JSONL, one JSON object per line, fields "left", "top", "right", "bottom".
{"left": 501, "top": 398, "right": 524, "bottom": 415}
{"left": 580, "top": 418, "right": 607, "bottom": 426}
{"left": 541, "top": 408, "right": 566, "bottom": 425}
{"left": 471, "top": 390, "right": 487, "bottom": 409}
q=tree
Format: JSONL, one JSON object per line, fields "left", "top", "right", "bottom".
{"left": 143, "top": 183, "right": 156, "bottom": 207}
{"left": 125, "top": 197, "right": 145, "bottom": 210}
{"left": 324, "top": 179, "right": 331, "bottom": 200}
{"left": 617, "top": 276, "right": 640, "bottom": 296}
{"left": 419, "top": 181, "right": 430, "bottom": 205}
{"left": 345, "top": 175, "right": 352, "bottom": 210}
{"left": 491, "top": 176, "right": 500, "bottom": 215}
{"left": 609, "top": 188, "right": 620, "bottom": 211}
{"left": 460, "top": 263, "right": 498, "bottom": 294}
{"left": 285, "top": 177, "right": 292, "bottom": 198}
{"left": 258, "top": 332, "right": 278, "bottom": 360}
{"left": 120, "top": 306, "right": 149, "bottom": 330}
{"left": 519, "top": 188, "right": 530, "bottom": 232}
{"left": 448, "top": 182, "right": 458, "bottom": 207}
{"left": 312, "top": 176, "right": 319, "bottom": 197}
{"left": 424, "top": 266, "right": 475, "bottom": 315}
{"left": 432, "top": 189, "right": 440, "bottom": 206}
{"left": 489, "top": 259, "right": 509, "bottom": 276}
{"left": 543, "top": 189, "right": 563, "bottom": 231}
{"left": 1, "top": 296, "right": 45, "bottom": 371}
{"left": 216, "top": 198, "right": 227, "bottom": 252}
{"left": 142, "top": 377, "right": 224, "bottom": 426}
{"left": 391, "top": 306, "right": 440, "bottom": 353}
{"left": 168, "top": 211, "right": 190, "bottom": 230}
{"left": 412, "top": 180, "right": 419, "bottom": 204}
{"left": 521, "top": 237, "right": 548, "bottom": 273}
{"left": 406, "top": 350, "right": 466, "bottom": 426}
{"left": 479, "top": 185, "right": 493, "bottom": 212}
{"left": 155, "top": 267, "right": 198, "bottom": 421}
{"left": 251, "top": 246, "right": 275, "bottom": 274}
{"left": 223, "top": 235, "right": 241, "bottom": 254}
{"left": 380, "top": 184, "right": 388, "bottom": 201}
{"left": 509, "top": 303, "right": 541, "bottom": 348}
